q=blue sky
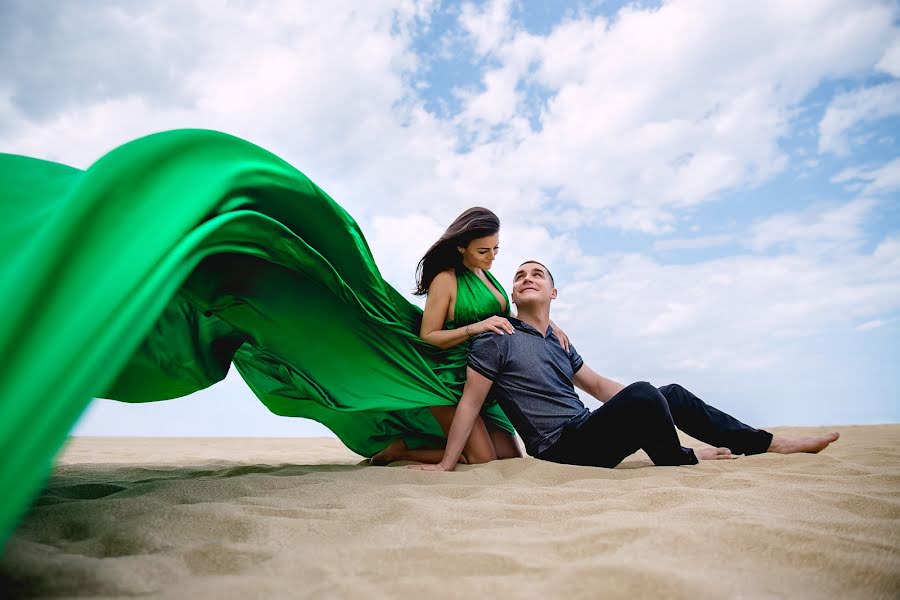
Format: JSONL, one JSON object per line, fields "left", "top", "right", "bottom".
{"left": 2, "top": 0, "right": 898, "bottom": 436}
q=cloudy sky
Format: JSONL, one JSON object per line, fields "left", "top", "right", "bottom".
{"left": 3, "top": 0, "right": 898, "bottom": 437}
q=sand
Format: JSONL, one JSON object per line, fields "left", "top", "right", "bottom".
{"left": 2, "top": 425, "right": 898, "bottom": 599}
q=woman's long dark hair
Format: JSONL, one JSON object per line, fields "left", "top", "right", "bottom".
{"left": 414, "top": 207, "right": 500, "bottom": 296}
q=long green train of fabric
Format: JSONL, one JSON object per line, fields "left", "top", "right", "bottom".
{"left": 0, "top": 129, "right": 515, "bottom": 548}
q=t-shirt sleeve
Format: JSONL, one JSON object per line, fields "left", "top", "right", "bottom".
{"left": 568, "top": 343, "right": 584, "bottom": 374}
{"left": 467, "top": 333, "right": 504, "bottom": 380}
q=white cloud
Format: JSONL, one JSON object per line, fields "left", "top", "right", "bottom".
{"left": 455, "top": 64, "right": 521, "bottom": 129}
{"left": 367, "top": 213, "right": 446, "bottom": 298}
{"left": 557, "top": 232, "right": 900, "bottom": 378}
{"left": 0, "top": 1, "right": 443, "bottom": 190}
{"left": 856, "top": 317, "right": 895, "bottom": 331}
{"left": 832, "top": 157, "right": 900, "bottom": 196}
{"left": 0, "top": 95, "right": 197, "bottom": 168}
{"left": 3, "top": 0, "right": 897, "bottom": 234}
{"left": 866, "top": 159, "right": 900, "bottom": 194}
{"left": 458, "top": 0, "right": 514, "bottom": 56}
{"left": 653, "top": 234, "right": 735, "bottom": 252}
{"left": 819, "top": 81, "right": 900, "bottom": 156}
{"left": 449, "top": 0, "right": 897, "bottom": 231}
{"left": 876, "top": 35, "right": 900, "bottom": 76}
{"left": 747, "top": 198, "right": 876, "bottom": 255}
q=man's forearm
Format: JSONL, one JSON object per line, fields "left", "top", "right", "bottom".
{"left": 595, "top": 376, "right": 625, "bottom": 403}
{"left": 574, "top": 365, "right": 625, "bottom": 404}
{"left": 438, "top": 396, "right": 482, "bottom": 469}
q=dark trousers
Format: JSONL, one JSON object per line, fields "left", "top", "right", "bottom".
{"left": 537, "top": 382, "right": 773, "bottom": 468}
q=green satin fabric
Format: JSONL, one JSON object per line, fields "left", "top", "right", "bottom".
{"left": 448, "top": 268, "right": 511, "bottom": 329}
{"left": 0, "top": 129, "right": 513, "bottom": 545}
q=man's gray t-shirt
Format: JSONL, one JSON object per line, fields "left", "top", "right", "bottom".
{"left": 468, "top": 317, "right": 590, "bottom": 456}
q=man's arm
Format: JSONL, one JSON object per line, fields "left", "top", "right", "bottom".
{"left": 572, "top": 363, "right": 625, "bottom": 404}
{"left": 408, "top": 367, "right": 493, "bottom": 471}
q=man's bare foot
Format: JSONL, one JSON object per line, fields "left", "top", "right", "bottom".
{"left": 767, "top": 431, "right": 839, "bottom": 454}
{"left": 370, "top": 439, "right": 407, "bottom": 466}
{"left": 695, "top": 446, "right": 735, "bottom": 460}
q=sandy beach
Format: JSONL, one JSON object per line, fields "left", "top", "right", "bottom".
{"left": 2, "top": 425, "right": 898, "bottom": 599}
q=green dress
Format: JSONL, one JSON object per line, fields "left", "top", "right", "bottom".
{"left": 0, "top": 129, "right": 514, "bottom": 545}
{"left": 432, "top": 267, "right": 513, "bottom": 427}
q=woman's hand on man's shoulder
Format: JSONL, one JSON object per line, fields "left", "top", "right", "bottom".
{"left": 475, "top": 315, "right": 515, "bottom": 336}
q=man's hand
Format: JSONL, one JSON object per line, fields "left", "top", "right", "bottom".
{"left": 407, "top": 462, "right": 454, "bottom": 472}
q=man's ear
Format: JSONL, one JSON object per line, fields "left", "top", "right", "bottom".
{"left": 550, "top": 287, "right": 557, "bottom": 300}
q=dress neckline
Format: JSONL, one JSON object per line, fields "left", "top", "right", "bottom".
{"left": 463, "top": 267, "right": 508, "bottom": 315}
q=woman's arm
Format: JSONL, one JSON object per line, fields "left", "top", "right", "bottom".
{"left": 420, "top": 271, "right": 513, "bottom": 348}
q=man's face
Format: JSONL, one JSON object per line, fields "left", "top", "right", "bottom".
{"left": 512, "top": 262, "right": 556, "bottom": 307}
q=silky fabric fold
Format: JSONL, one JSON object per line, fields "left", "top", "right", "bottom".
{"left": 0, "top": 129, "right": 513, "bottom": 545}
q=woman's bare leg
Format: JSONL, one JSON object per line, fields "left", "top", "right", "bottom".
{"left": 370, "top": 440, "right": 463, "bottom": 466}
{"left": 489, "top": 429, "right": 523, "bottom": 459}
{"left": 370, "top": 406, "right": 497, "bottom": 465}
{"left": 430, "top": 405, "right": 498, "bottom": 464}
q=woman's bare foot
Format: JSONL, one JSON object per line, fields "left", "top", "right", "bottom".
{"left": 695, "top": 446, "right": 735, "bottom": 460}
{"left": 767, "top": 431, "right": 839, "bottom": 454}
{"left": 370, "top": 439, "right": 407, "bottom": 466}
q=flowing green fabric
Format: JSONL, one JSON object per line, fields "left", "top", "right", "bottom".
{"left": 0, "top": 129, "right": 513, "bottom": 546}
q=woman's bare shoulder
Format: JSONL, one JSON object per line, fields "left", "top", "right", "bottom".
{"left": 422, "top": 269, "right": 457, "bottom": 327}
{"left": 429, "top": 269, "right": 458, "bottom": 293}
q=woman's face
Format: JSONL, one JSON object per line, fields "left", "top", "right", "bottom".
{"left": 459, "top": 233, "right": 500, "bottom": 271}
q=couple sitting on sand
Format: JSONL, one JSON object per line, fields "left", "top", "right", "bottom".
{"left": 373, "top": 207, "right": 839, "bottom": 470}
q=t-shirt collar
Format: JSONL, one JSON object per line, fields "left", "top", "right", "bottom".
{"left": 507, "top": 316, "right": 554, "bottom": 338}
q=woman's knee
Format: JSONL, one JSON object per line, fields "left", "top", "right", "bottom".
{"left": 463, "top": 446, "right": 498, "bottom": 464}
{"left": 461, "top": 416, "right": 499, "bottom": 464}
{"left": 490, "top": 430, "right": 523, "bottom": 460}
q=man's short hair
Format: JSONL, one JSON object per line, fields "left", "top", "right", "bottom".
{"left": 518, "top": 260, "right": 555, "bottom": 286}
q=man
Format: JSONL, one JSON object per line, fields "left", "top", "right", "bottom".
{"left": 410, "top": 261, "right": 839, "bottom": 471}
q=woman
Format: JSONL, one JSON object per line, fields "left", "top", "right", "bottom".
{"left": 371, "top": 207, "right": 569, "bottom": 465}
